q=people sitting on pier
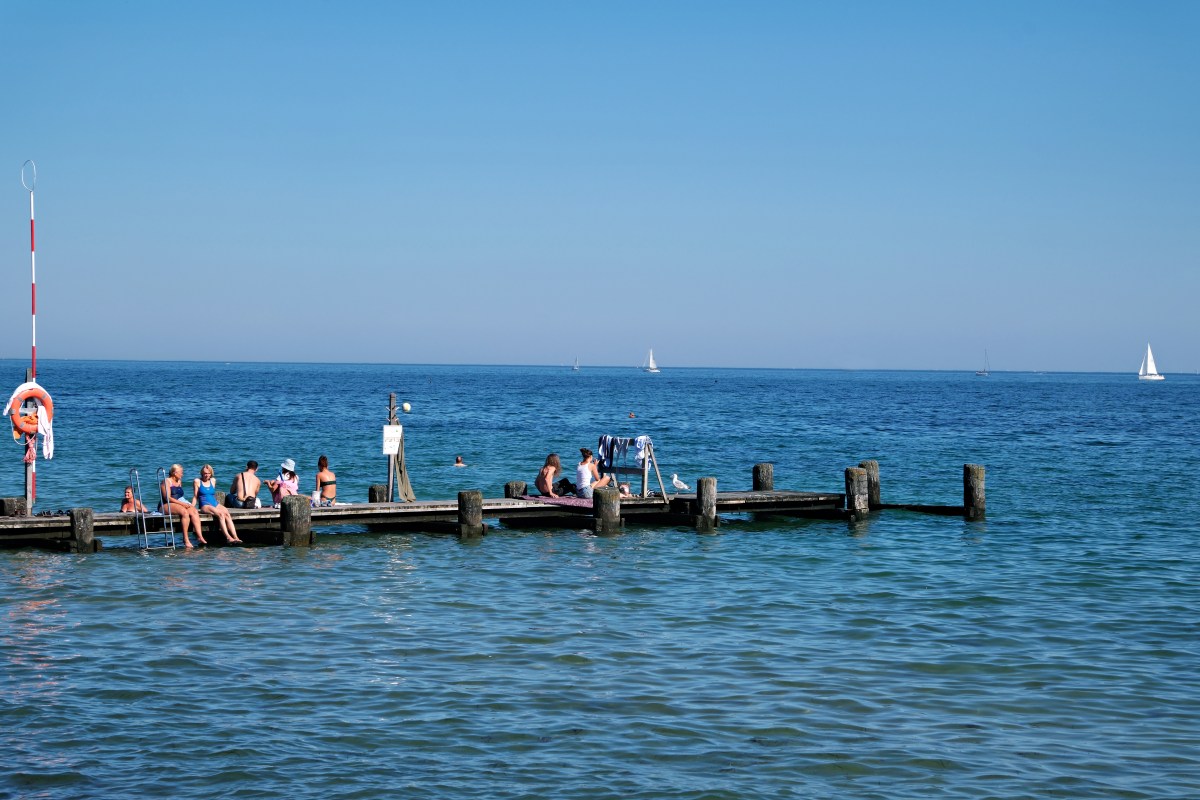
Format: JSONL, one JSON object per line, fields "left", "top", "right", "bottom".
{"left": 315, "top": 455, "right": 337, "bottom": 506}
{"left": 266, "top": 459, "right": 301, "bottom": 507}
{"left": 121, "top": 486, "right": 148, "bottom": 513}
{"left": 228, "top": 460, "right": 262, "bottom": 509}
{"left": 575, "top": 448, "right": 612, "bottom": 499}
{"left": 618, "top": 482, "right": 632, "bottom": 498}
{"left": 193, "top": 464, "right": 242, "bottom": 544}
{"left": 161, "top": 464, "right": 205, "bottom": 548}
{"left": 535, "top": 453, "right": 566, "bottom": 498}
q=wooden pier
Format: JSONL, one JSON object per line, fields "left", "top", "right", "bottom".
{"left": 0, "top": 463, "right": 984, "bottom": 553}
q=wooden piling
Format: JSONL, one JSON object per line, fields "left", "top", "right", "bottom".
{"left": 592, "top": 487, "right": 622, "bottom": 533}
{"left": 964, "top": 464, "right": 985, "bottom": 520}
{"left": 858, "top": 460, "right": 880, "bottom": 509}
{"left": 68, "top": 508, "right": 95, "bottom": 553}
{"left": 504, "top": 480, "right": 527, "bottom": 499}
{"left": 752, "top": 463, "right": 774, "bottom": 492}
{"left": 844, "top": 467, "right": 869, "bottom": 519}
{"left": 368, "top": 484, "right": 387, "bottom": 503}
{"left": 457, "top": 490, "right": 485, "bottom": 538}
{"left": 0, "top": 497, "right": 28, "bottom": 517}
{"left": 695, "top": 477, "right": 718, "bottom": 530}
{"left": 280, "top": 495, "right": 313, "bottom": 547}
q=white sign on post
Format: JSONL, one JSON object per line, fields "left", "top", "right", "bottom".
{"left": 382, "top": 425, "right": 403, "bottom": 455}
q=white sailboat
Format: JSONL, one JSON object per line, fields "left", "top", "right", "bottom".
{"left": 643, "top": 349, "right": 660, "bottom": 373}
{"left": 1138, "top": 343, "right": 1165, "bottom": 381}
{"left": 572, "top": 357, "right": 580, "bottom": 371}
{"left": 975, "top": 350, "right": 990, "bottom": 377}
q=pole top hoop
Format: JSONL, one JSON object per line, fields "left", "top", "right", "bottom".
{"left": 21, "top": 160, "right": 37, "bottom": 192}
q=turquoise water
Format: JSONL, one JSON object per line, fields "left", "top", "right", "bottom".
{"left": 2, "top": 360, "right": 1198, "bottom": 798}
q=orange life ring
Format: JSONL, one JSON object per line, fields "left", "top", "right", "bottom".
{"left": 10, "top": 386, "right": 52, "bottom": 435}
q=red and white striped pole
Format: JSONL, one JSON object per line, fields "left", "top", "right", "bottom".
{"left": 23, "top": 160, "right": 37, "bottom": 379}
{"left": 21, "top": 160, "right": 37, "bottom": 509}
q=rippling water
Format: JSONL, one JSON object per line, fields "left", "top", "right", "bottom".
{"left": 2, "top": 361, "right": 1198, "bottom": 798}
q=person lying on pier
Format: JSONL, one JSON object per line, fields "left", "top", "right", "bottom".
{"left": 194, "top": 464, "right": 242, "bottom": 544}
{"left": 575, "top": 448, "right": 612, "bottom": 499}
{"left": 535, "top": 453, "right": 566, "bottom": 498}
{"left": 315, "top": 455, "right": 337, "bottom": 506}
{"left": 266, "top": 458, "right": 301, "bottom": 507}
{"left": 161, "top": 464, "right": 205, "bottom": 548}
{"left": 121, "top": 486, "right": 148, "bottom": 513}
{"left": 228, "top": 460, "right": 262, "bottom": 509}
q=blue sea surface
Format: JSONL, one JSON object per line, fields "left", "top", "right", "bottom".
{"left": 2, "top": 360, "right": 1198, "bottom": 798}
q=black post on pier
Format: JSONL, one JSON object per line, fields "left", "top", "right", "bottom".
{"left": 592, "top": 487, "right": 622, "bottom": 534}
{"left": 695, "top": 477, "right": 718, "bottom": 531}
{"left": 752, "top": 463, "right": 774, "bottom": 492}
{"left": 280, "top": 495, "right": 313, "bottom": 547}
{"left": 858, "top": 460, "right": 881, "bottom": 510}
{"left": 964, "top": 464, "right": 985, "bottom": 520}
{"left": 844, "top": 467, "right": 869, "bottom": 520}
{"left": 457, "top": 490, "right": 485, "bottom": 538}
{"left": 68, "top": 508, "right": 96, "bottom": 553}
{"left": 504, "top": 481, "right": 527, "bottom": 499}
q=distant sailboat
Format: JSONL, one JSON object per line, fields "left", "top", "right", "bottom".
{"left": 572, "top": 357, "right": 580, "bottom": 371}
{"left": 643, "top": 349, "right": 660, "bottom": 373}
{"left": 1138, "top": 343, "right": 1165, "bottom": 381}
{"left": 976, "top": 350, "right": 990, "bottom": 377}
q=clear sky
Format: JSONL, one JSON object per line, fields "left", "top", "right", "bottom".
{"left": 1, "top": 1, "right": 1197, "bottom": 371}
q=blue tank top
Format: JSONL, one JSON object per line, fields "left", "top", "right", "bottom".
{"left": 197, "top": 479, "right": 218, "bottom": 508}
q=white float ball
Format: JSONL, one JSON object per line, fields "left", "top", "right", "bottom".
{"left": 402, "top": 402, "right": 411, "bottom": 413}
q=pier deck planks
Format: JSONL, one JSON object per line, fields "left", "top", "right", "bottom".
{"left": 0, "top": 489, "right": 845, "bottom": 547}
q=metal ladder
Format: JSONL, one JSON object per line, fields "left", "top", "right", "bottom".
{"left": 129, "top": 468, "right": 177, "bottom": 550}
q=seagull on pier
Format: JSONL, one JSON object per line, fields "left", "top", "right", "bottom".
{"left": 671, "top": 474, "right": 689, "bottom": 491}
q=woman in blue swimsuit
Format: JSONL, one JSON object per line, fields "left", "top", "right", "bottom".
{"left": 193, "top": 464, "right": 242, "bottom": 544}
{"left": 161, "top": 463, "right": 205, "bottom": 548}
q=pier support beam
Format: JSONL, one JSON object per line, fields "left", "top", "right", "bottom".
{"left": 964, "top": 464, "right": 986, "bottom": 520}
{"left": 368, "top": 484, "right": 387, "bottom": 503}
{"left": 844, "top": 467, "right": 869, "bottom": 520}
{"left": 695, "top": 477, "right": 718, "bottom": 531}
{"left": 504, "top": 481, "right": 527, "bottom": 499}
{"left": 858, "top": 460, "right": 881, "bottom": 510}
{"left": 592, "top": 487, "right": 622, "bottom": 534}
{"left": 68, "top": 507, "right": 96, "bottom": 553}
{"left": 280, "top": 495, "right": 313, "bottom": 547}
{"left": 752, "top": 463, "right": 774, "bottom": 492}
{"left": 458, "top": 490, "right": 486, "bottom": 538}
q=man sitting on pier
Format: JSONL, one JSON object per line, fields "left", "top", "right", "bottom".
{"left": 228, "top": 461, "right": 263, "bottom": 508}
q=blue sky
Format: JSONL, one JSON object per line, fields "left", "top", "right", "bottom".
{"left": 1, "top": 1, "right": 1197, "bottom": 371}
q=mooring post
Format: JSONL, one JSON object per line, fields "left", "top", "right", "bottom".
{"left": 844, "top": 467, "right": 869, "bottom": 519}
{"left": 457, "top": 490, "right": 485, "bottom": 538}
{"left": 68, "top": 507, "right": 95, "bottom": 553}
{"left": 504, "top": 480, "right": 527, "bottom": 499}
{"left": 280, "top": 495, "right": 313, "bottom": 547}
{"left": 752, "top": 463, "right": 774, "bottom": 492}
{"left": 858, "top": 460, "right": 880, "bottom": 509}
{"left": 592, "top": 486, "right": 622, "bottom": 533}
{"left": 368, "top": 484, "right": 387, "bottom": 503}
{"left": 695, "top": 477, "right": 718, "bottom": 531}
{"left": 964, "top": 464, "right": 986, "bottom": 520}
{"left": 0, "top": 497, "right": 29, "bottom": 517}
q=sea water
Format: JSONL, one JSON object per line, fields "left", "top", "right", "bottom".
{"left": 1, "top": 360, "right": 1197, "bottom": 799}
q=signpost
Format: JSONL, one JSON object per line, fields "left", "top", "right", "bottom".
{"left": 21, "top": 162, "right": 37, "bottom": 511}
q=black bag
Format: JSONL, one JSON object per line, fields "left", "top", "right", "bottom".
{"left": 555, "top": 477, "right": 576, "bottom": 495}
